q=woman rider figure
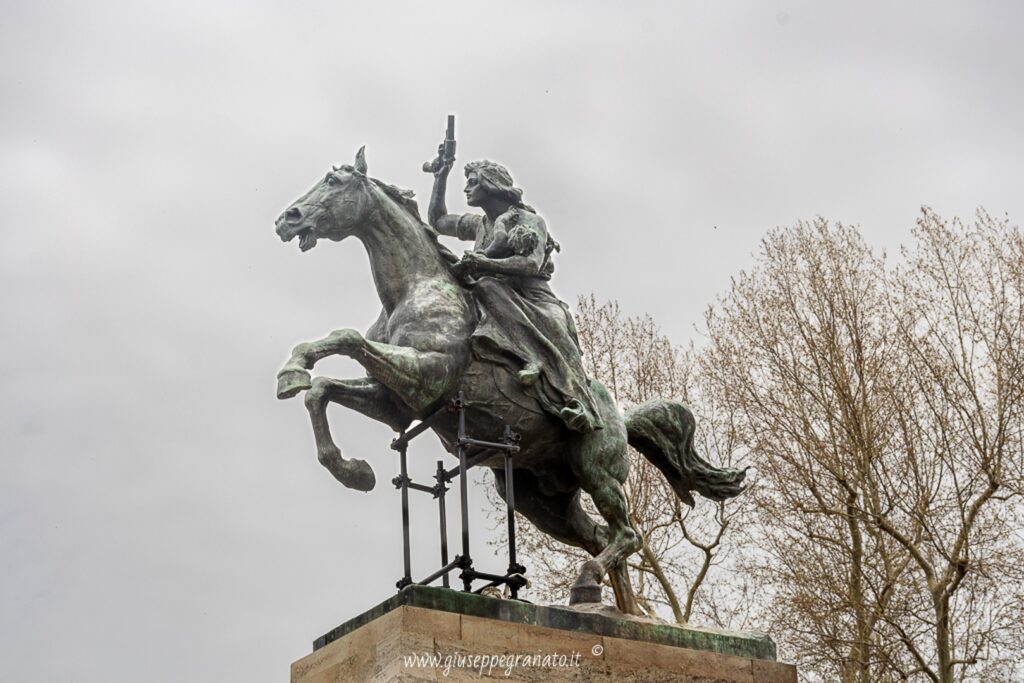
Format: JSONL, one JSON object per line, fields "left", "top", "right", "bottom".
{"left": 428, "top": 154, "right": 602, "bottom": 433}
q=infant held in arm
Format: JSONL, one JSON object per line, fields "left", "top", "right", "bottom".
{"left": 481, "top": 209, "right": 540, "bottom": 259}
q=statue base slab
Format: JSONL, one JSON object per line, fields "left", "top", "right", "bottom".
{"left": 291, "top": 585, "right": 796, "bottom": 682}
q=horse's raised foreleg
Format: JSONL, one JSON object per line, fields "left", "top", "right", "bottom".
{"left": 289, "top": 328, "right": 463, "bottom": 415}
{"left": 277, "top": 329, "right": 366, "bottom": 399}
{"left": 304, "top": 376, "right": 413, "bottom": 491}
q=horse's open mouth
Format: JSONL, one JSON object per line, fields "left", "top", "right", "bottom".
{"left": 298, "top": 229, "right": 317, "bottom": 252}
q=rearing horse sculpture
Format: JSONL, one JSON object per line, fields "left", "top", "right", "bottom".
{"left": 274, "top": 147, "right": 745, "bottom": 614}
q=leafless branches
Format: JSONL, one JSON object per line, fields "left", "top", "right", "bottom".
{"left": 701, "top": 210, "right": 1024, "bottom": 682}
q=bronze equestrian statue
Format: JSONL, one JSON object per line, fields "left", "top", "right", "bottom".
{"left": 273, "top": 138, "right": 745, "bottom": 615}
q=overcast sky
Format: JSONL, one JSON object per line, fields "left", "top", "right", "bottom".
{"left": 2, "top": 2, "right": 1022, "bottom": 681}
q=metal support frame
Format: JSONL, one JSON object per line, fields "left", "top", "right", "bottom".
{"left": 390, "top": 391, "right": 527, "bottom": 598}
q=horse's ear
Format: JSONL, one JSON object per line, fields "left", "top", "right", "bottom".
{"left": 354, "top": 146, "right": 368, "bottom": 175}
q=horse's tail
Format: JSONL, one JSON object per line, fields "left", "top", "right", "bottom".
{"left": 624, "top": 399, "right": 746, "bottom": 507}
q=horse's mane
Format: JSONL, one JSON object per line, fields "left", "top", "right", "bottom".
{"left": 331, "top": 163, "right": 424, "bottom": 224}
{"left": 362, "top": 172, "right": 462, "bottom": 271}
{"left": 370, "top": 177, "right": 424, "bottom": 223}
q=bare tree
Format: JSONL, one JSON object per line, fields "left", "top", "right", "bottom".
{"left": 700, "top": 219, "right": 913, "bottom": 682}
{"left": 700, "top": 211, "right": 1024, "bottom": 682}
{"left": 867, "top": 208, "right": 1024, "bottom": 683}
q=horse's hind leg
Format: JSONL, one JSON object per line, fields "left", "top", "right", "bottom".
{"left": 492, "top": 468, "right": 641, "bottom": 615}
{"left": 304, "top": 376, "right": 413, "bottom": 491}
{"left": 491, "top": 468, "right": 608, "bottom": 557}
{"left": 567, "top": 411, "right": 644, "bottom": 615}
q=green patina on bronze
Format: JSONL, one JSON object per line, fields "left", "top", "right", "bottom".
{"left": 312, "top": 586, "right": 777, "bottom": 661}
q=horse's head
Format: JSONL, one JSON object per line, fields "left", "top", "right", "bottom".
{"left": 275, "top": 147, "right": 376, "bottom": 251}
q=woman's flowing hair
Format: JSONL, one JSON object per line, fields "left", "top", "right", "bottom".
{"left": 464, "top": 160, "right": 536, "bottom": 213}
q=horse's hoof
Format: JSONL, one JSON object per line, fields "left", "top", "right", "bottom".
{"left": 277, "top": 368, "right": 312, "bottom": 399}
{"left": 569, "top": 583, "right": 603, "bottom": 605}
{"left": 569, "top": 559, "right": 604, "bottom": 604}
{"left": 333, "top": 458, "right": 376, "bottom": 492}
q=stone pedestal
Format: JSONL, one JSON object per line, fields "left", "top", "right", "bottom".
{"left": 291, "top": 586, "right": 796, "bottom": 682}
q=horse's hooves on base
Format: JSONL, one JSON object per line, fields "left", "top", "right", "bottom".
{"left": 277, "top": 368, "right": 312, "bottom": 399}
{"left": 569, "top": 583, "right": 603, "bottom": 605}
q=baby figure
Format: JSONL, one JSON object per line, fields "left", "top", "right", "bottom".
{"left": 481, "top": 207, "right": 541, "bottom": 260}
